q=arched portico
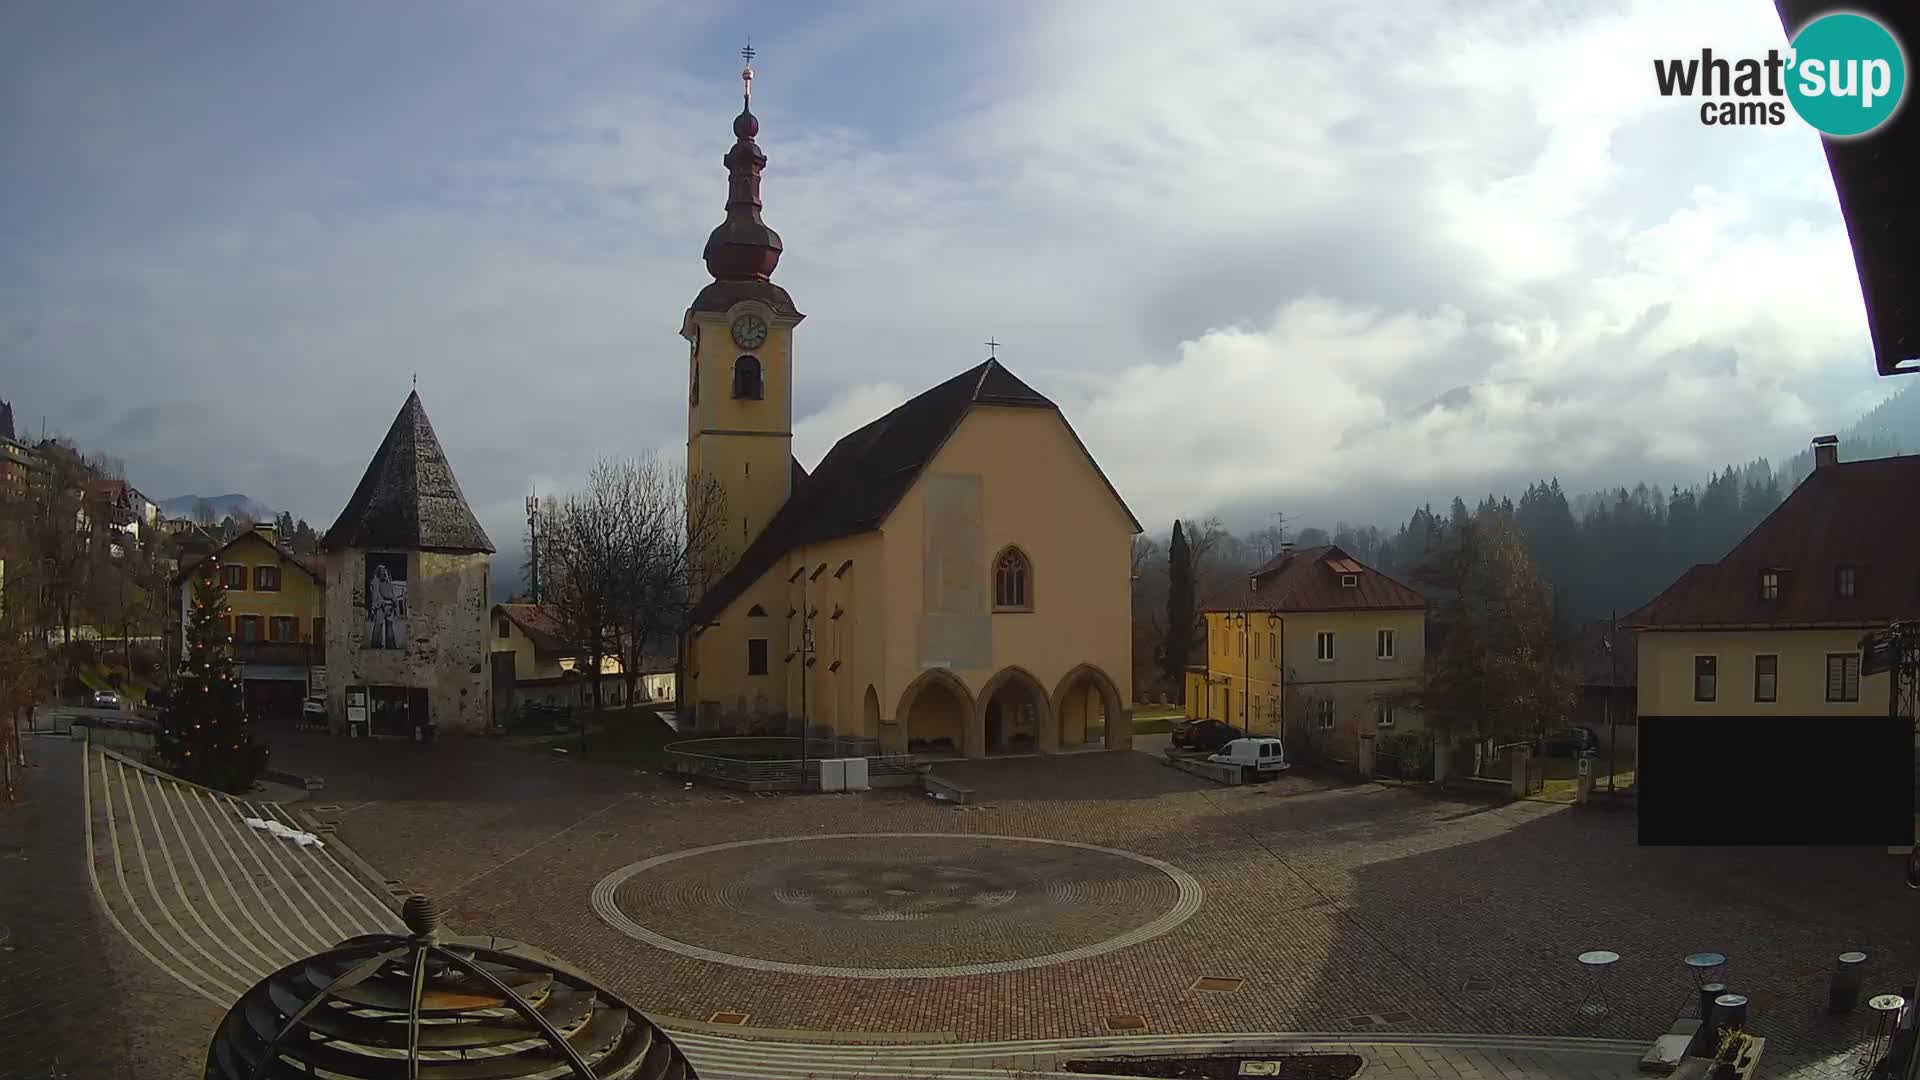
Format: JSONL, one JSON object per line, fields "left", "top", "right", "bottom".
{"left": 975, "top": 666, "right": 1052, "bottom": 757}
{"left": 897, "top": 668, "right": 974, "bottom": 757}
{"left": 1052, "top": 664, "right": 1130, "bottom": 751}
{"left": 862, "top": 684, "right": 881, "bottom": 741}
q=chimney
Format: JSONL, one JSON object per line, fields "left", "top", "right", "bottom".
{"left": 1280, "top": 541, "right": 1294, "bottom": 556}
{"left": 253, "top": 521, "right": 278, "bottom": 548}
{"left": 1812, "top": 434, "right": 1839, "bottom": 470}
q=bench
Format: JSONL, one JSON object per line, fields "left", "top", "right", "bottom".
{"left": 922, "top": 774, "right": 975, "bottom": 804}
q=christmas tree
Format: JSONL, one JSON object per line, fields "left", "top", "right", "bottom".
{"left": 157, "top": 555, "right": 265, "bottom": 793}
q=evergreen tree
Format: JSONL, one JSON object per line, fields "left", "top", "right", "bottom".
{"left": 156, "top": 556, "right": 264, "bottom": 793}
{"left": 1164, "top": 521, "right": 1194, "bottom": 700}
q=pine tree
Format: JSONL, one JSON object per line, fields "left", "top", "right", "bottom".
{"left": 1164, "top": 521, "right": 1194, "bottom": 701}
{"left": 157, "top": 556, "right": 264, "bottom": 793}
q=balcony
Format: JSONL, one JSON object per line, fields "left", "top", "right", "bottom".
{"left": 233, "top": 641, "right": 324, "bottom": 668}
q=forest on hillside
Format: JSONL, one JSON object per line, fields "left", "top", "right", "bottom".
{"left": 1127, "top": 383, "right": 1918, "bottom": 699}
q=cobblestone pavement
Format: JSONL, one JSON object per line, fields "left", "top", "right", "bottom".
{"left": 264, "top": 733, "right": 1919, "bottom": 1067}
{"left": 11, "top": 728, "right": 1911, "bottom": 1079}
{"left": 0, "top": 736, "right": 226, "bottom": 1079}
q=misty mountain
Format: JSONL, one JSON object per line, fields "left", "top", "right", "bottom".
{"left": 157, "top": 493, "right": 276, "bottom": 521}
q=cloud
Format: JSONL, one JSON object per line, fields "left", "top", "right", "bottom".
{"left": 0, "top": 0, "right": 1896, "bottom": 560}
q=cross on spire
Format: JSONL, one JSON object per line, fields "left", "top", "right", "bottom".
{"left": 741, "top": 41, "right": 755, "bottom": 101}
{"left": 984, "top": 337, "right": 1001, "bottom": 359}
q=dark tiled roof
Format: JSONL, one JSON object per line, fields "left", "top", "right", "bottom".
{"left": 687, "top": 358, "right": 1141, "bottom": 625}
{"left": 495, "top": 603, "right": 571, "bottom": 655}
{"left": 1626, "top": 454, "right": 1920, "bottom": 628}
{"left": 324, "top": 391, "right": 495, "bottom": 554}
{"left": 1775, "top": 0, "right": 1919, "bottom": 375}
{"left": 1202, "top": 545, "right": 1427, "bottom": 614}
{"left": 687, "top": 279, "right": 803, "bottom": 319}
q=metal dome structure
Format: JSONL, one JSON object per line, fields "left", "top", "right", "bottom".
{"left": 204, "top": 895, "right": 696, "bottom": 1080}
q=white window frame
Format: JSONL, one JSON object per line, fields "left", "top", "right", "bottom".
{"left": 1316, "top": 630, "right": 1336, "bottom": 662}
{"left": 1376, "top": 704, "right": 1395, "bottom": 728}
{"left": 1753, "top": 654, "right": 1778, "bottom": 703}
{"left": 1826, "top": 652, "right": 1861, "bottom": 703}
{"left": 1314, "top": 699, "right": 1336, "bottom": 730}
{"left": 1376, "top": 628, "right": 1396, "bottom": 660}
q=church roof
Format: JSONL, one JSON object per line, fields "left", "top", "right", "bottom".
{"left": 324, "top": 391, "right": 495, "bottom": 554}
{"left": 687, "top": 357, "right": 1140, "bottom": 626}
{"left": 1201, "top": 545, "right": 1427, "bottom": 614}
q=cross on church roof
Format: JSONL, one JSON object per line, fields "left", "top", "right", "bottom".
{"left": 984, "top": 337, "right": 1001, "bottom": 358}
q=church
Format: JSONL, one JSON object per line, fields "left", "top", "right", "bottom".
{"left": 679, "top": 57, "right": 1140, "bottom": 758}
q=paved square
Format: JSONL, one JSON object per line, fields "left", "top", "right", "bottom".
{"left": 271, "top": 733, "right": 1918, "bottom": 1062}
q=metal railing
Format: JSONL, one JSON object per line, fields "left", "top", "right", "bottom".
{"left": 663, "top": 737, "right": 922, "bottom": 791}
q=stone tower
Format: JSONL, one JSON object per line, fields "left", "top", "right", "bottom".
{"left": 682, "top": 51, "right": 805, "bottom": 561}
{"left": 322, "top": 391, "right": 495, "bottom": 737}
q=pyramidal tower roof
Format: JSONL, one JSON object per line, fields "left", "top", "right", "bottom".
{"left": 324, "top": 391, "right": 495, "bottom": 554}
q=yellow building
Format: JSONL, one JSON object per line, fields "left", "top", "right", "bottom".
{"left": 1190, "top": 545, "right": 1427, "bottom": 763}
{"left": 1626, "top": 437, "right": 1916, "bottom": 721}
{"left": 174, "top": 523, "right": 327, "bottom": 722}
{"left": 678, "top": 68, "right": 1139, "bottom": 757}
{"left": 490, "top": 603, "right": 674, "bottom": 720}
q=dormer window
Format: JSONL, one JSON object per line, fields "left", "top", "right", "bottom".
{"left": 1836, "top": 565, "right": 1857, "bottom": 598}
{"left": 732, "top": 355, "right": 763, "bottom": 400}
{"left": 1759, "top": 571, "right": 1780, "bottom": 601}
{"left": 1340, "top": 574, "right": 1359, "bottom": 588}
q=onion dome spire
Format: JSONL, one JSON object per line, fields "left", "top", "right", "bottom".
{"left": 703, "top": 44, "right": 784, "bottom": 282}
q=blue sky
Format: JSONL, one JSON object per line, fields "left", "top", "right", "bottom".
{"left": 2, "top": 0, "right": 1902, "bottom": 554}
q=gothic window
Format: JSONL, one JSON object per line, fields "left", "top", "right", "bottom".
{"left": 993, "top": 546, "right": 1032, "bottom": 611}
{"left": 732, "top": 355, "right": 763, "bottom": 400}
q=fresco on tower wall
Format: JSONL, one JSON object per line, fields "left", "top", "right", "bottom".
{"left": 364, "top": 553, "right": 409, "bottom": 650}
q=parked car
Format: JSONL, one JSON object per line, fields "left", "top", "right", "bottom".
{"left": 1537, "top": 726, "right": 1599, "bottom": 757}
{"left": 1171, "top": 719, "right": 1243, "bottom": 752}
{"left": 1208, "top": 736, "right": 1290, "bottom": 780}
{"left": 90, "top": 689, "right": 122, "bottom": 711}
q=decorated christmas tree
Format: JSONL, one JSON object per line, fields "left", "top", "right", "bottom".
{"left": 157, "top": 555, "right": 264, "bottom": 793}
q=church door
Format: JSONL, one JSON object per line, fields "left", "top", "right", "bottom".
{"left": 985, "top": 700, "right": 1003, "bottom": 752}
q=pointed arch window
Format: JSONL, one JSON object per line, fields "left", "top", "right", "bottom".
{"left": 732, "top": 355, "right": 763, "bottom": 400}
{"left": 746, "top": 604, "right": 767, "bottom": 617}
{"left": 993, "top": 546, "right": 1033, "bottom": 612}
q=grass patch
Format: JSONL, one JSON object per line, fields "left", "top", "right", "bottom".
{"left": 548, "top": 707, "right": 685, "bottom": 773}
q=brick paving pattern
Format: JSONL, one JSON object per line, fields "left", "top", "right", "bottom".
{"left": 271, "top": 734, "right": 1916, "bottom": 1061}
{"left": 0, "top": 737, "right": 225, "bottom": 1080}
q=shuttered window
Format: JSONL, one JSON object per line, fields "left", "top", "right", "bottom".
{"left": 1826, "top": 653, "right": 1860, "bottom": 703}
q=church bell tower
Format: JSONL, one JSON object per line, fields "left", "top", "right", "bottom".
{"left": 682, "top": 46, "right": 804, "bottom": 563}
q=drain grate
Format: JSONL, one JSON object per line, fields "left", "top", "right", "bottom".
{"left": 1342, "top": 1015, "right": 1380, "bottom": 1030}
{"left": 1106, "top": 1014, "right": 1147, "bottom": 1031}
{"left": 313, "top": 803, "right": 344, "bottom": 813}
{"left": 707, "top": 1011, "right": 750, "bottom": 1026}
{"left": 1191, "top": 976, "right": 1245, "bottom": 993}
{"left": 313, "top": 822, "right": 338, "bottom": 834}
{"left": 1379, "top": 1010, "right": 1413, "bottom": 1023}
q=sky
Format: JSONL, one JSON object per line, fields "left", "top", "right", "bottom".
{"left": 2, "top": 0, "right": 1904, "bottom": 565}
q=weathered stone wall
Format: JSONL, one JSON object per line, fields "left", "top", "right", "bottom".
{"left": 324, "top": 549, "right": 492, "bottom": 735}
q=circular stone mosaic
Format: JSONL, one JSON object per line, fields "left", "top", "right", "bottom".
{"left": 590, "top": 833, "right": 1204, "bottom": 978}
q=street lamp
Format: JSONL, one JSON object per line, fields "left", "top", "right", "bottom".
{"left": 1601, "top": 611, "right": 1618, "bottom": 795}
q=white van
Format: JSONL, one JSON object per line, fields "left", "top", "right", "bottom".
{"left": 1208, "top": 737, "right": 1289, "bottom": 780}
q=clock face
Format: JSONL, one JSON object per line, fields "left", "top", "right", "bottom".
{"left": 731, "top": 313, "right": 769, "bottom": 350}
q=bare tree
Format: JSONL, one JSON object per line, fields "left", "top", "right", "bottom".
{"left": 610, "top": 461, "right": 730, "bottom": 708}
{"left": 539, "top": 480, "right": 622, "bottom": 713}
{"left": 191, "top": 499, "right": 217, "bottom": 528}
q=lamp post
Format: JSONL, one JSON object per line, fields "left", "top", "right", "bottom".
{"left": 1603, "top": 611, "right": 1618, "bottom": 795}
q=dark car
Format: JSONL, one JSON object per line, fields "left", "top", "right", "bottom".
{"left": 1537, "top": 726, "right": 1599, "bottom": 757}
{"left": 1172, "top": 719, "right": 1243, "bottom": 752}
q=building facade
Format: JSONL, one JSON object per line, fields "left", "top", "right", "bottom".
{"left": 174, "top": 523, "right": 327, "bottom": 722}
{"left": 1627, "top": 436, "right": 1918, "bottom": 723}
{"left": 1190, "top": 545, "right": 1427, "bottom": 763}
{"left": 323, "top": 392, "right": 494, "bottom": 737}
{"left": 678, "top": 64, "right": 1139, "bottom": 758}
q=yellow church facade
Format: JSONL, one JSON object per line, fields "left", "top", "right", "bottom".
{"left": 677, "top": 61, "right": 1138, "bottom": 758}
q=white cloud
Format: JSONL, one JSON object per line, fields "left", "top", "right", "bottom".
{"left": 1, "top": 0, "right": 1892, "bottom": 551}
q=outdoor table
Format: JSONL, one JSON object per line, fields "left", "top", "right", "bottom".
{"left": 1860, "top": 995, "right": 1905, "bottom": 1078}
{"left": 1578, "top": 949, "right": 1620, "bottom": 1019}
